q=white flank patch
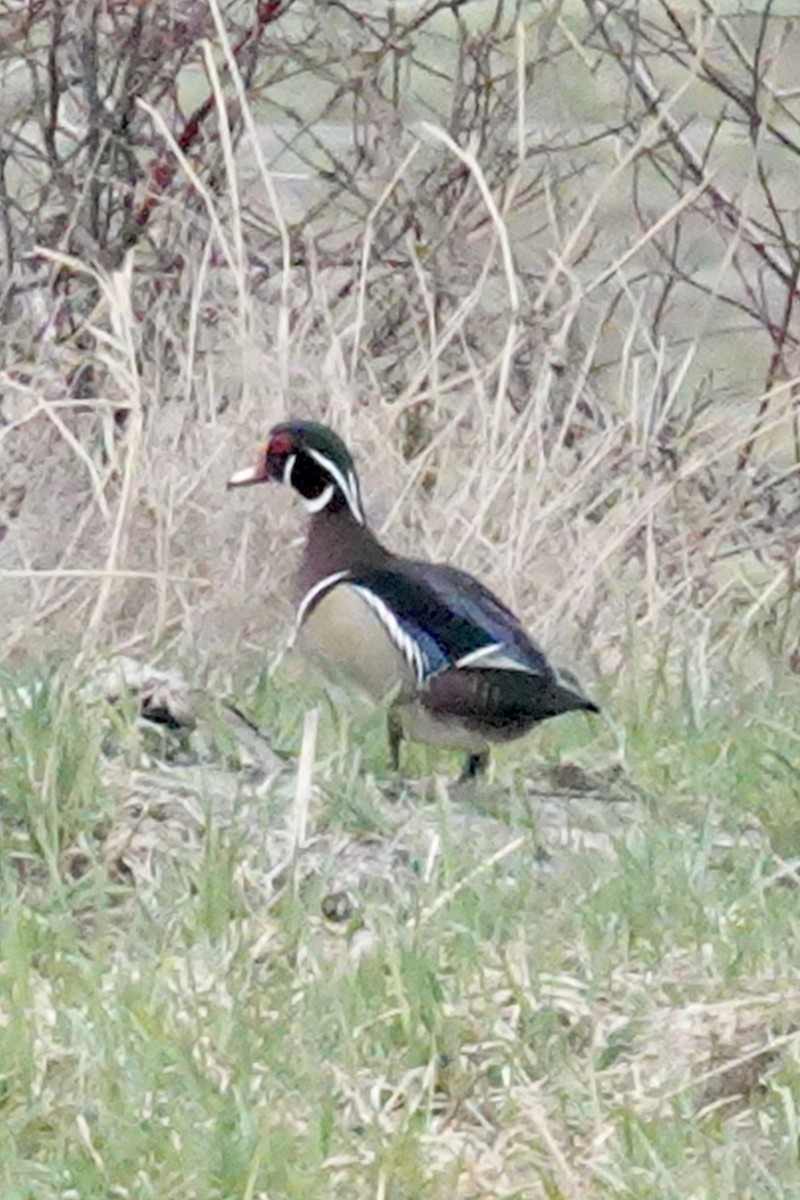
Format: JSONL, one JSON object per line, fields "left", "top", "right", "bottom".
{"left": 293, "top": 571, "right": 350, "bottom": 644}
{"left": 455, "top": 642, "right": 542, "bottom": 674}
{"left": 353, "top": 586, "right": 426, "bottom": 686}
{"left": 307, "top": 448, "right": 366, "bottom": 525}
{"left": 303, "top": 483, "right": 335, "bottom": 513}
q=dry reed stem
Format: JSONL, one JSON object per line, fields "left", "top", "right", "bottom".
{"left": 84, "top": 259, "right": 143, "bottom": 645}
{"left": 410, "top": 833, "right": 528, "bottom": 930}
{"left": 351, "top": 141, "right": 423, "bottom": 382}
{"left": 419, "top": 120, "right": 520, "bottom": 452}
{"left": 586, "top": 176, "right": 716, "bottom": 300}
{"left": 136, "top": 99, "right": 238, "bottom": 272}
{"left": 208, "top": 0, "right": 293, "bottom": 396}
{"left": 1, "top": 2, "right": 797, "bottom": 696}
{"left": 291, "top": 705, "right": 319, "bottom": 860}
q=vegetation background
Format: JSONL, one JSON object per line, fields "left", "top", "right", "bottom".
{"left": 2, "top": 0, "right": 800, "bottom": 1196}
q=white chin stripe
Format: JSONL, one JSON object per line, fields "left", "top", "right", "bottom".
{"left": 306, "top": 448, "right": 365, "bottom": 525}
{"left": 282, "top": 453, "right": 297, "bottom": 488}
{"left": 303, "top": 483, "right": 335, "bottom": 513}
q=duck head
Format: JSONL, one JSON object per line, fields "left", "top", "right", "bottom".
{"left": 228, "top": 420, "right": 366, "bottom": 525}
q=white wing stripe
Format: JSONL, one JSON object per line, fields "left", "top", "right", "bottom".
{"left": 455, "top": 642, "right": 545, "bottom": 674}
{"left": 293, "top": 571, "right": 350, "bottom": 644}
{"left": 353, "top": 586, "right": 426, "bottom": 686}
{"left": 295, "top": 575, "right": 426, "bottom": 685}
{"left": 297, "top": 576, "right": 544, "bottom": 685}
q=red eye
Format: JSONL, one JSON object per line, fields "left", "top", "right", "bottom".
{"left": 267, "top": 431, "right": 294, "bottom": 457}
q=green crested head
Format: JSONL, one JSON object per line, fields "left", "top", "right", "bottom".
{"left": 228, "top": 419, "right": 366, "bottom": 524}
{"left": 281, "top": 421, "right": 355, "bottom": 475}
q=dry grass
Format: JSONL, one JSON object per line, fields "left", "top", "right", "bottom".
{"left": 2, "top": 4, "right": 798, "bottom": 682}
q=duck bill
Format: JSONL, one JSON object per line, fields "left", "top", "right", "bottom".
{"left": 227, "top": 465, "right": 264, "bottom": 488}
{"left": 227, "top": 444, "right": 270, "bottom": 489}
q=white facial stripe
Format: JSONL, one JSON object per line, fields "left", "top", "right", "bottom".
{"left": 293, "top": 570, "right": 350, "bottom": 643}
{"left": 347, "top": 469, "right": 361, "bottom": 512}
{"left": 306, "top": 448, "right": 365, "bottom": 525}
{"left": 353, "top": 585, "right": 426, "bottom": 686}
{"left": 456, "top": 643, "right": 542, "bottom": 674}
{"left": 303, "top": 483, "right": 335, "bottom": 513}
{"left": 282, "top": 453, "right": 297, "bottom": 488}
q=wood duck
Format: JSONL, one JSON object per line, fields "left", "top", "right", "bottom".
{"left": 229, "top": 420, "right": 598, "bottom": 778}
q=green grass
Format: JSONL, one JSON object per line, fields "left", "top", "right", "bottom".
{"left": 2, "top": 661, "right": 800, "bottom": 1198}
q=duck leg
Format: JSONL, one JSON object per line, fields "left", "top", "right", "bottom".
{"left": 387, "top": 709, "right": 404, "bottom": 771}
{"left": 460, "top": 751, "right": 490, "bottom": 781}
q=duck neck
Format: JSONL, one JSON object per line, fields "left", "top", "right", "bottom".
{"left": 298, "top": 506, "right": 386, "bottom": 598}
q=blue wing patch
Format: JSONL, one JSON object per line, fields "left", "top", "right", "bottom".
{"left": 350, "top": 562, "right": 552, "bottom": 681}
